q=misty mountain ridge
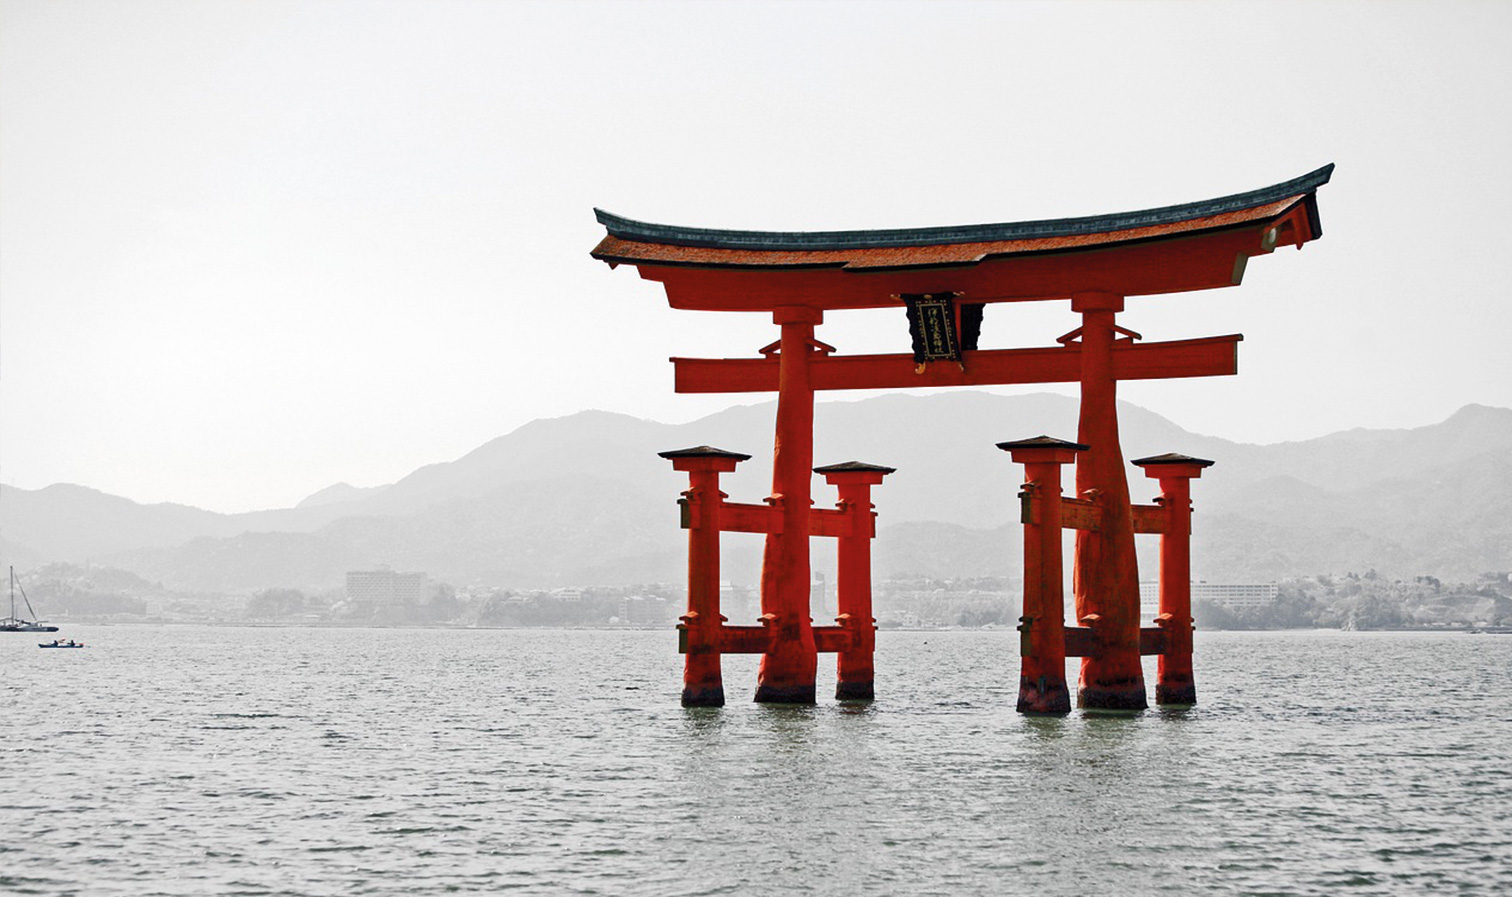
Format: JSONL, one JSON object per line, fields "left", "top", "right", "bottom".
{"left": 296, "top": 482, "right": 392, "bottom": 509}
{"left": 2, "top": 392, "right": 1509, "bottom": 591}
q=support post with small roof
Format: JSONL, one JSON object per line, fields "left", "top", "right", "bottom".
{"left": 1134, "top": 453, "right": 1215, "bottom": 706}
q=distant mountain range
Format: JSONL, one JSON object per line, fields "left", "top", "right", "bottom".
{"left": 2, "top": 393, "right": 1509, "bottom": 591}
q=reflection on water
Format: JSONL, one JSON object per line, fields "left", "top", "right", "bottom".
{"left": 835, "top": 701, "right": 876, "bottom": 717}
{"left": 1020, "top": 714, "right": 1071, "bottom": 743}
{"left": 1, "top": 627, "right": 1509, "bottom": 896}
{"left": 678, "top": 705, "right": 725, "bottom": 738}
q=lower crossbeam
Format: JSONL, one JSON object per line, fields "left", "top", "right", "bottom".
{"left": 677, "top": 624, "right": 859, "bottom": 654}
{"left": 1057, "top": 625, "right": 1171, "bottom": 657}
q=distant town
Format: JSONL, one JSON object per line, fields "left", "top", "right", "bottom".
{"left": 14, "top": 564, "right": 1512, "bottom": 632}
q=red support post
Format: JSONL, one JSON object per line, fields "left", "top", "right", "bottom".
{"left": 1133, "top": 453, "right": 1214, "bottom": 706}
{"left": 1069, "top": 292, "right": 1147, "bottom": 711}
{"left": 998, "top": 437, "right": 1086, "bottom": 714}
{"left": 756, "top": 306, "right": 823, "bottom": 703}
{"left": 816, "top": 461, "right": 895, "bottom": 701}
{"left": 659, "top": 445, "right": 751, "bottom": 707}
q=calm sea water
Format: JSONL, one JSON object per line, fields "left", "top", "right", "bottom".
{"left": 2, "top": 627, "right": 1509, "bottom": 896}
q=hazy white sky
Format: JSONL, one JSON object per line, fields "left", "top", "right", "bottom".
{"left": 3, "top": 0, "right": 1509, "bottom": 513}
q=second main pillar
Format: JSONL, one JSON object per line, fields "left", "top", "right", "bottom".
{"left": 755, "top": 306, "right": 822, "bottom": 703}
{"left": 1070, "top": 292, "right": 1147, "bottom": 711}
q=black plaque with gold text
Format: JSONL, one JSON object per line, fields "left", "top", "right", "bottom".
{"left": 903, "top": 292, "right": 961, "bottom": 364}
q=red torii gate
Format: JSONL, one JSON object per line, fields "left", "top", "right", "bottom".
{"left": 592, "top": 164, "right": 1332, "bottom": 711}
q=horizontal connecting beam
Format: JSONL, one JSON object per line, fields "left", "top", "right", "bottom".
{"left": 673, "top": 334, "right": 1241, "bottom": 394}
{"left": 694, "top": 621, "right": 1170, "bottom": 657}
{"left": 679, "top": 499, "right": 864, "bottom": 538}
{"left": 1020, "top": 494, "right": 1173, "bottom": 534}
{"left": 1025, "top": 625, "right": 1170, "bottom": 658}
{"left": 679, "top": 624, "right": 860, "bottom": 655}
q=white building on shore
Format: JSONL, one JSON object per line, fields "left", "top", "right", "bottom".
{"left": 346, "top": 569, "right": 428, "bottom": 609}
{"left": 1140, "top": 582, "right": 1280, "bottom": 615}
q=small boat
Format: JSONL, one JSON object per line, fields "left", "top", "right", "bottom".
{"left": 1, "top": 566, "right": 58, "bottom": 633}
{"left": 39, "top": 638, "right": 84, "bottom": 649}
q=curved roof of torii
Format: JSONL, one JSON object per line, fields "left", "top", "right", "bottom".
{"left": 591, "top": 164, "right": 1332, "bottom": 311}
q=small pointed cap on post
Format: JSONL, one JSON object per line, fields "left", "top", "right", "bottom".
{"left": 1132, "top": 452, "right": 1215, "bottom": 479}
{"left": 658, "top": 445, "right": 752, "bottom": 461}
{"left": 815, "top": 460, "right": 895, "bottom": 486}
{"left": 996, "top": 435, "right": 1087, "bottom": 465}
{"left": 813, "top": 461, "right": 896, "bottom": 475}
{"left": 658, "top": 445, "right": 751, "bottom": 473}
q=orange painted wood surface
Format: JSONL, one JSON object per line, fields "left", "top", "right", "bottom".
{"left": 1019, "top": 494, "right": 1171, "bottom": 534}
{"left": 678, "top": 467, "right": 727, "bottom": 706}
{"left": 1011, "top": 455, "right": 1075, "bottom": 714}
{"left": 755, "top": 312, "right": 821, "bottom": 702}
{"left": 827, "top": 475, "right": 883, "bottom": 700}
{"left": 680, "top": 501, "right": 855, "bottom": 538}
{"left": 637, "top": 226, "right": 1272, "bottom": 312}
{"left": 716, "top": 502, "right": 781, "bottom": 534}
{"left": 672, "top": 335, "right": 1240, "bottom": 394}
{"left": 812, "top": 626, "right": 857, "bottom": 654}
{"left": 1072, "top": 296, "right": 1148, "bottom": 710}
{"left": 678, "top": 625, "right": 857, "bottom": 655}
{"left": 1130, "top": 503, "right": 1172, "bottom": 535}
{"left": 1060, "top": 625, "right": 1170, "bottom": 657}
{"left": 808, "top": 508, "right": 851, "bottom": 539}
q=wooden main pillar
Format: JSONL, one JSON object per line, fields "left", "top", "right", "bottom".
{"left": 756, "top": 306, "right": 823, "bottom": 703}
{"left": 998, "top": 437, "right": 1085, "bottom": 714}
{"left": 816, "top": 461, "right": 894, "bottom": 701}
{"left": 1070, "top": 292, "right": 1147, "bottom": 710}
{"left": 660, "top": 445, "right": 751, "bottom": 707}
{"left": 1134, "top": 453, "right": 1214, "bottom": 706}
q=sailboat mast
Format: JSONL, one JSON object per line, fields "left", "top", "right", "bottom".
{"left": 14, "top": 569, "right": 41, "bottom": 621}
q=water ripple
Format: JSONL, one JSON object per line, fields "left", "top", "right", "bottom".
{"left": 2, "top": 627, "right": 1510, "bottom": 895}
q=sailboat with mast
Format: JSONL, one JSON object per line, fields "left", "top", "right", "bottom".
{"left": 2, "top": 566, "right": 58, "bottom": 633}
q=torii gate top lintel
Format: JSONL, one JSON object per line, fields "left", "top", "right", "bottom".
{"left": 590, "top": 164, "right": 1332, "bottom": 311}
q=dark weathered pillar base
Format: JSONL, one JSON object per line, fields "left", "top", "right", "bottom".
{"left": 682, "top": 685, "right": 725, "bottom": 707}
{"left": 1016, "top": 675, "right": 1072, "bottom": 714}
{"left": 1077, "top": 682, "right": 1148, "bottom": 711}
{"left": 1155, "top": 680, "right": 1196, "bottom": 706}
{"left": 754, "top": 683, "right": 817, "bottom": 704}
{"left": 835, "top": 680, "right": 874, "bottom": 701}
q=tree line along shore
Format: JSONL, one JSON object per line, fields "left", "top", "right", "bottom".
{"left": 12, "top": 563, "right": 1510, "bottom": 632}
